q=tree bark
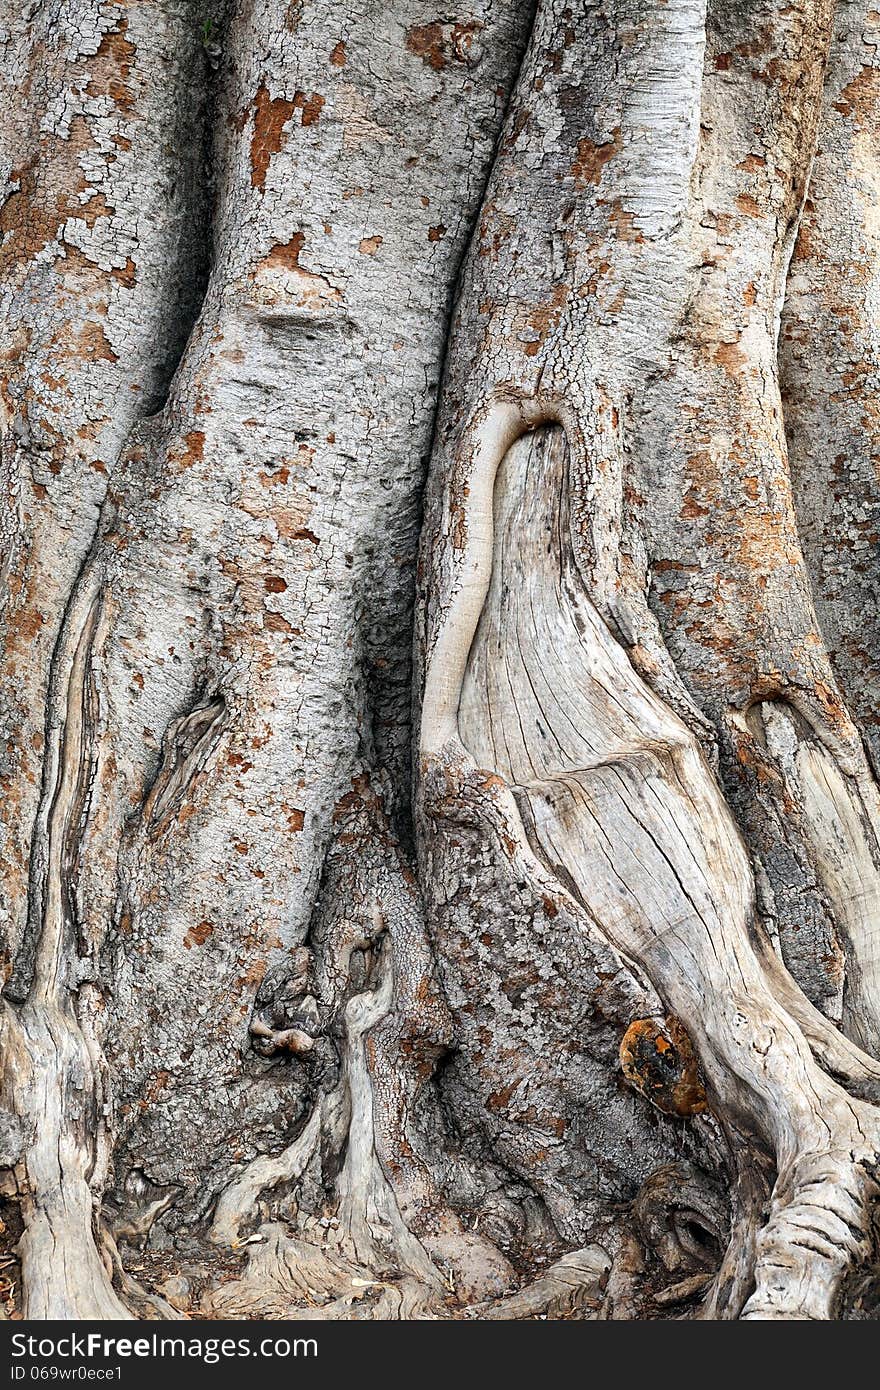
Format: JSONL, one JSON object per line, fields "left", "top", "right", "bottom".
{"left": 2, "top": 0, "right": 880, "bottom": 1322}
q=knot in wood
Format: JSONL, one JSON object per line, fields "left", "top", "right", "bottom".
{"left": 619, "top": 1016, "right": 708, "bottom": 1118}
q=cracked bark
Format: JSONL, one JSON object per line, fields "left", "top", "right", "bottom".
{"left": 2, "top": 0, "right": 880, "bottom": 1322}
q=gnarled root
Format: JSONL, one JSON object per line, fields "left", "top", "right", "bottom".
{"left": 4, "top": 1002, "right": 131, "bottom": 1320}
{"left": 206, "top": 927, "right": 516, "bottom": 1317}
{"left": 204, "top": 963, "right": 446, "bottom": 1317}
{"left": 743, "top": 1140, "right": 880, "bottom": 1320}
{"left": 1, "top": 583, "right": 133, "bottom": 1318}
{"left": 633, "top": 1163, "right": 728, "bottom": 1281}
{"left": 205, "top": 784, "right": 527, "bottom": 1319}
{"left": 469, "top": 1246, "right": 610, "bottom": 1320}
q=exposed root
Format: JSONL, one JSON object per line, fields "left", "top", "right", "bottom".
{"left": 210, "top": 1106, "right": 322, "bottom": 1249}
{"left": 742, "top": 1142, "right": 880, "bottom": 1319}
{"left": 98, "top": 1227, "right": 185, "bottom": 1321}
{"left": 754, "top": 932, "right": 880, "bottom": 1100}
{"left": 595, "top": 1231, "right": 647, "bottom": 1321}
{"left": 204, "top": 1225, "right": 376, "bottom": 1318}
{"left": 469, "top": 1245, "right": 610, "bottom": 1319}
{"left": 332, "top": 950, "right": 443, "bottom": 1288}
{"left": 205, "top": 917, "right": 449, "bottom": 1317}
{"left": 700, "top": 1146, "right": 773, "bottom": 1319}
{"left": 110, "top": 1188, "right": 179, "bottom": 1251}
{"left": 757, "top": 700, "right": 880, "bottom": 1056}
{"left": 3, "top": 577, "right": 134, "bottom": 1318}
{"left": 205, "top": 816, "right": 524, "bottom": 1319}
{"left": 653, "top": 1272, "right": 713, "bottom": 1310}
{"left": 6, "top": 1004, "right": 131, "bottom": 1319}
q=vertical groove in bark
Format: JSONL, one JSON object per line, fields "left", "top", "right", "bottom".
{"left": 4, "top": 576, "right": 128, "bottom": 1317}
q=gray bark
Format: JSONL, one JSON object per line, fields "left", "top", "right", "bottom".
{"left": 2, "top": 0, "right": 880, "bottom": 1322}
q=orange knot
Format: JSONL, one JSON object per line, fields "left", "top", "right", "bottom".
{"left": 620, "top": 1016, "right": 708, "bottom": 1118}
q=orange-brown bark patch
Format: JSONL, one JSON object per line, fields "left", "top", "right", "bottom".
{"left": 143, "top": 1070, "right": 171, "bottom": 1106}
{"left": 405, "top": 21, "right": 447, "bottom": 69}
{"left": 76, "top": 321, "right": 118, "bottom": 362}
{"left": 258, "top": 465, "right": 290, "bottom": 487}
{"left": 735, "top": 192, "right": 763, "bottom": 218}
{"left": 834, "top": 65, "right": 880, "bottom": 119}
{"left": 714, "top": 339, "right": 747, "bottom": 374}
{"left": 111, "top": 256, "right": 137, "bottom": 286}
{"left": 250, "top": 86, "right": 296, "bottom": 189}
{"left": 0, "top": 145, "right": 113, "bottom": 274}
{"left": 85, "top": 19, "right": 135, "bottom": 113}
{"left": 487, "top": 1079, "right": 520, "bottom": 1111}
{"left": 264, "top": 232, "right": 305, "bottom": 269}
{"left": 259, "top": 234, "right": 342, "bottom": 309}
{"left": 6, "top": 605, "right": 44, "bottom": 645}
{"left": 520, "top": 282, "right": 569, "bottom": 354}
{"left": 572, "top": 128, "right": 621, "bottom": 187}
{"left": 184, "top": 920, "right": 214, "bottom": 948}
{"left": 264, "top": 611, "right": 294, "bottom": 634}
{"left": 181, "top": 431, "right": 205, "bottom": 466}
{"left": 680, "top": 494, "right": 710, "bottom": 520}
{"left": 292, "top": 90, "right": 324, "bottom": 126}
{"left": 607, "top": 202, "right": 644, "bottom": 243}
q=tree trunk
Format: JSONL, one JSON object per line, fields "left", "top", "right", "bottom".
{"left": 2, "top": 0, "right": 880, "bottom": 1322}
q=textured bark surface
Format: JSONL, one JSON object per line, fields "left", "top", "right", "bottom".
{"left": 3, "top": 0, "right": 880, "bottom": 1322}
